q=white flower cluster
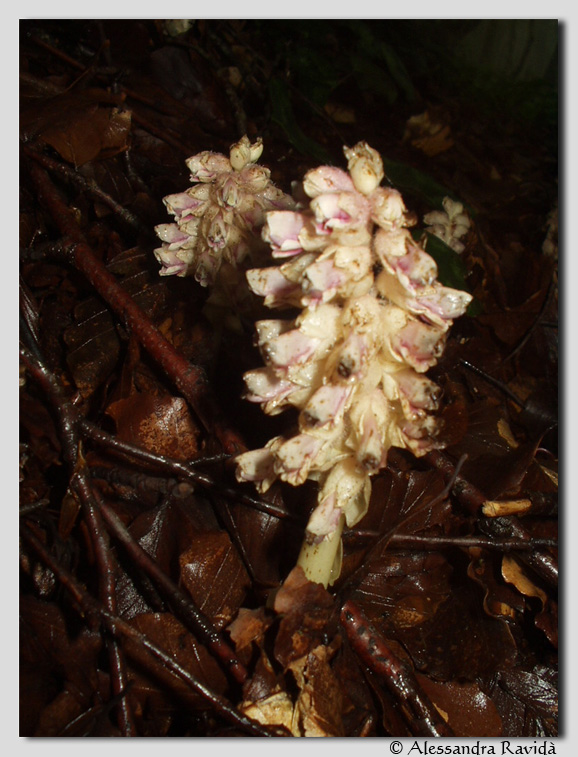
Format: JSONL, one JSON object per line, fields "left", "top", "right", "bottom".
{"left": 423, "top": 196, "right": 470, "bottom": 254}
{"left": 235, "top": 142, "right": 472, "bottom": 584}
{"left": 154, "top": 136, "right": 294, "bottom": 286}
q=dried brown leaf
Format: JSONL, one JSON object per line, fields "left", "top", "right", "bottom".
{"left": 107, "top": 393, "right": 200, "bottom": 461}
{"left": 179, "top": 531, "right": 251, "bottom": 630}
{"left": 351, "top": 550, "right": 453, "bottom": 629}
{"left": 416, "top": 675, "right": 503, "bottom": 737}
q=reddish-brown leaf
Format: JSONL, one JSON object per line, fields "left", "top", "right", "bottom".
{"left": 179, "top": 531, "right": 251, "bottom": 630}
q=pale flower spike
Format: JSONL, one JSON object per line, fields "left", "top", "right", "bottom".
{"left": 153, "top": 136, "right": 294, "bottom": 286}
{"left": 236, "top": 141, "right": 473, "bottom": 588}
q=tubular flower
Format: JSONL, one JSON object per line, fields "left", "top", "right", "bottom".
{"left": 235, "top": 142, "right": 473, "bottom": 587}
{"left": 154, "top": 136, "right": 294, "bottom": 286}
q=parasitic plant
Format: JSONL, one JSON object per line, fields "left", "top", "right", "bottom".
{"left": 235, "top": 142, "right": 473, "bottom": 587}
{"left": 154, "top": 136, "right": 294, "bottom": 322}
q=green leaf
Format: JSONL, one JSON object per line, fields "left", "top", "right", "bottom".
{"left": 383, "top": 158, "right": 458, "bottom": 208}
{"left": 268, "top": 77, "right": 333, "bottom": 164}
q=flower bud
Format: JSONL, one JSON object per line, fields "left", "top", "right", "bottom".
{"left": 229, "top": 135, "right": 264, "bottom": 171}
{"left": 343, "top": 141, "right": 384, "bottom": 195}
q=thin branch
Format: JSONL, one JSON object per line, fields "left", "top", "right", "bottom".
{"left": 27, "top": 159, "right": 245, "bottom": 454}
{"left": 344, "top": 531, "right": 557, "bottom": 552}
{"left": 20, "top": 340, "right": 251, "bottom": 686}
{"left": 341, "top": 599, "right": 454, "bottom": 737}
{"left": 80, "top": 419, "right": 297, "bottom": 522}
{"left": 74, "top": 472, "right": 137, "bottom": 736}
{"left": 20, "top": 524, "right": 287, "bottom": 737}
{"left": 91, "top": 485, "right": 248, "bottom": 684}
{"left": 23, "top": 145, "right": 148, "bottom": 235}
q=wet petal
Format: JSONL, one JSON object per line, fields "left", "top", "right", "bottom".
{"left": 262, "top": 328, "right": 321, "bottom": 369}
{"left": 262, "top": 211, "right": 308, "bottom": 257}
{"left": 246, "top": 267, "right": 301, "bottom": 308}
{"left": 154, "top": 247, "right": 193, "bottom": 277}
{"left": 343, "top": 141, "right": 384, "bottom": 195}
{"left": 302, "top": 258, "right": 348, "bottom": 305}
{"left": 301, "top": 383, "right": 352, "bottom": 430}
{"left": 243, "top": 367, "right": 301, "bottom": 415}
{"left": 370, "top": 186, "right": 407, "bottom": 228}
{"left": 392, "top": 320, "right": 447, "bottom": 372}
{"left": 275, "top": 434, "right": 325, "bottom": 486}
{"left": 186, "top": 151, "right": 231, "bottom": 181}
{"left": 235, "top": 438, "right": 283, "bottom": 492}
{"left": 303, "top": 166, "right": 354, "bottom": 198}
{"left": 316, "top": 458, "right": 372, "bottom": 528}
{"left": 163, "top": 189, "right": 209, "bottom": 220}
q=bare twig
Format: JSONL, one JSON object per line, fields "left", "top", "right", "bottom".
{"left": 341, "top": 599, "right": 455, "bottom": 737}
{"left": 27, "top": 159, "right": 245, "bottom": 454}
{"left": 20, "top": 524, "right": 286, "bottom": 737}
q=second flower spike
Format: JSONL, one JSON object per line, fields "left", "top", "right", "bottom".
{"left": 153, "top": 136, "right": 294, "bottom": 286}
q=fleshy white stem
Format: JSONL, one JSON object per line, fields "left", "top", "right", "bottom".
{"left": 296, "top": 514, "right": 345, "bottom": 588}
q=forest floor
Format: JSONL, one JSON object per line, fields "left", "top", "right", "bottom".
{"left": 19, "top": 20, "right": 558, "bottom": 737}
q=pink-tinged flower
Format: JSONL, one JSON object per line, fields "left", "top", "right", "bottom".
{"left": 301, "top": 245, "right": 374, "bottom": 305}
{"left": 376, "top": 270, "right": 471, "bottom": 329}
{"left": 373, "top": 226, "right": 412, "bottom": 262}
{"left": 304, "top": 489, "right": 342, "bottom": 539}
{"left": 375, "top": 231, "right": 438, "bottom": 288}
{"left": 300, "top": 383, "right": 352, "bottom": 430}
{"left": 163, "top": 186, "right": 210, "bottom": 220}
{"left": 235, "top": 436, "right": 283, "bottom": 493}
{"left": 343, "top": 141, "right": 384, "bottom": 195}
{"left": 261, "top": 328, "right": 322, "bottom": 370}
{"left": 296, "top": 302, "right": 342, "bottom": 340}
{"left": 302, "top": 258, "right": 349, "bottom": 306}
{"left": 262, "top": 211, "right": 308, "bottom": 257}
{"left": 238, "top": 163, "right": 271, "bottom": 193}
{"left": 154, "top": 246, "right": 194, "bottom": 277}
{"left": 347, "top": 389, "right": 393, "bottom": 472}
{"left": 215, "top": 175, "right": 241, "bottom": 209}
{"left": 395, "top": 368, "right": 442, "bottom": 420}
{"left": 315, "top": 458, "right": 372, "bottom": 530}
{"left": 236, "top": 139, "right": 474, "bottom": 587}
{"left": 274, "top": 433, "right": 326, "bottom": 486}
{"left": 243, "top": 367, "right": 302, "bottom": 415}
{"left": 246, "top": 266, "right": 302, "bottom": 309}
{"left": 392, "top": 242, "right": 439, "bottom": 288}
{"left": 399, "top": 414, "right": 439, "bottom": 456}
{"left": 303, "top": 166, "right": 354, "bottom": 198}
{"left": 154, "top": 223, "right": 196, "bottom": 249}
{"left": 329, "top": 330, "right": 372, "bottom": 380}
{"left": 155, "top": 136, "right": 293, "bottom": 286}
{"left": 392, "top": 320, "right": 447, "bottom": 372}
{"left": 415, "top": 286, "right": 472, "bottom": 323}
{"left": 204, "top": 208, "right": 229, "bottom": 250}
{"left": 259, "top": 182, "right": 297, "bottom": 210}
{"left": 186, "top": 151, "right": 231, "bottom": 182}
{"left": 310, "top": 191, "right": 371, "bottom": 234}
